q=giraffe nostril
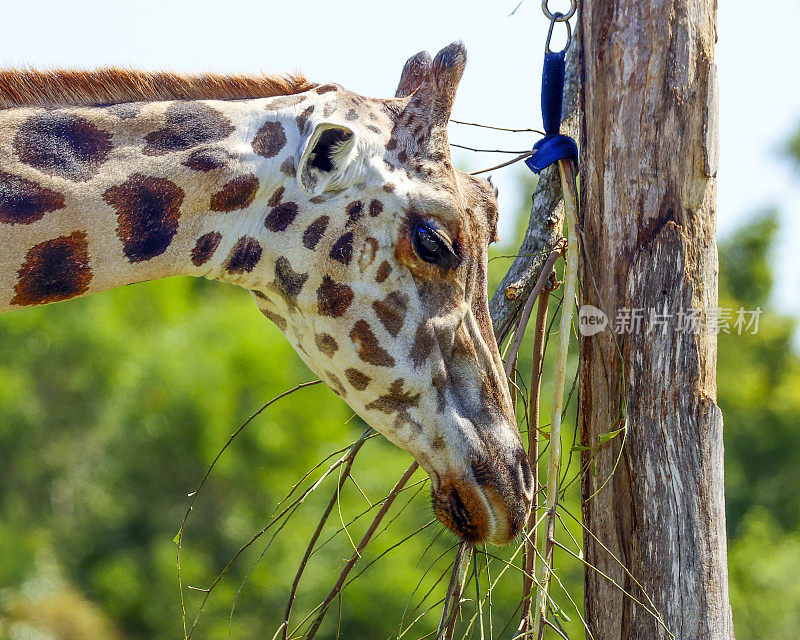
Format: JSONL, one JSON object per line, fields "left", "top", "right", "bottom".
{"left": 513, "top": 448, "right": 533, "bottom": 500}
{"left": 470, "top": 458, "right": 494, "bottom": 487}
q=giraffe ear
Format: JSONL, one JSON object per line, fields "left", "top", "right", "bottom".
{"left": 396, "top": 50, "right": 432, "bottom": 98}
{"left": 430, "top": 42, "right": 466, "bottom": 123}
{"left": 297, "top": 123, "right": 357, "bottom": 196}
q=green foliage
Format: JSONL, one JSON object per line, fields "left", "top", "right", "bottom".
{"left": 0, "top": 278, "right": 439, "bottom": 639}
{"left": 0, "top": 179, "right": 798, "bottom": 639}
{"left": 728, "top": 508, "right": 800, "bottom": 640}
{"left": 788, "top": 127, "right": 800, "bottom": 169}
{"left": 719, "top": 211, "right": 778, "bottom": 308}
{"left": 715, "top": 213, "right": 800, "bottom": 639}
{"left": 0, "top": 271, "right": 568, "bottom": 640}
{"left": 717, "top": 212, "right": 800, "bottom": 535}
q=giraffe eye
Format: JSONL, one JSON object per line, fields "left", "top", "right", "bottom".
{"left": 411, "top": 222, "right": 456, "bottom": 268}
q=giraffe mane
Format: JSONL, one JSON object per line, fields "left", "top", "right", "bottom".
{"left": 0, "top": 68, "right": 317, "bottom": 108}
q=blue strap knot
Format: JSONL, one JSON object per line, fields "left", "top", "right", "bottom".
{"left": 525, "top": 49, "right": 578, "bottom": 174}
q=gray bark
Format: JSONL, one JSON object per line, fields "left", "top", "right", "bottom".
{"left": 489, "top": 41, "right": 579, "bottom": 342}
{"left": 578, "top": 1, "right": 733, "bottom": 639}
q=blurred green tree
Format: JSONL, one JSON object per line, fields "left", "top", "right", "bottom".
{"left": 0, "top": 172, "right": 798, "bottom": 639}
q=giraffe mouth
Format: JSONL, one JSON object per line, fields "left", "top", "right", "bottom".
{"left": 432, "top": 480, "right": 492, "bottom": 543}
{"left": 431, "top": 464, "right": 531, "bottom": 545}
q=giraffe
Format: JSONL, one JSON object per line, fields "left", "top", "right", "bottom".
{"left": 0, "top": 43, "right": 532, "bottom": 545}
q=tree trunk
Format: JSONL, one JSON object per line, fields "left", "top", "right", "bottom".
{"left": 578, "top": 2, "right": 734, "bottom": 639}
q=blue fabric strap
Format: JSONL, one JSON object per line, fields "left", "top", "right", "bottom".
{"left": 525, "top": 50, "right": 578, "bottom": 174}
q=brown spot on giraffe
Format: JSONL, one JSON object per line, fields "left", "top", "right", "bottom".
{"left": 265, "top": 201, "right": 299, "bottom": 232}
{"left": 210, "top": 174, "right": 259, "bottom": 211}
{"left": 273, "top": 256, "right": 308, "bottom": 300}
{"left": 317, "top": 275, "right": 353, "bottom": 317}
{"left": 372, "top": 291, "right": 409, "bottom": 337}
{"left": 322, "top": 102, "right": 337, "bottom": 118}
{"left": 365, "top": 378, "right": 420, "bottom": 414}
{"left": 252, "top": 120, "right": 287, "bottom": 158}
{"left": 264, "top": 94, "right": 307, "bottom": 110}
{"left": 350, "top": 320, "right": 395, "bottom": 367}
{"left": 258, "top": 306, "right": 287, "bottom": 332}
{"left": 103, "top": 174, "right": 184, "bottom": 263}
{"left": 0, "top": 170, "right": 65, "bottom": 224}
{"left": 183, "top": 147, "right": 231, "bottom": 172}
{"left": 295, "top": 105, "right": 314, "bottom": 134}
{"left": 345, "top": 200, "right": 363, "bottom": 227}
{"left": 11, "top": 231, "right": 91, "bottom": 306}
{"left": 302, "top": 215, "right": 329, "bottom": 250}
{"left": 264, "top": 187, "right": 299, "bottom": 232}
{"left": 279, "top": 156, "right": 296, "bottom": 177}
{"left": 315, "top": 332, "right": 339, "bottom": 357}
{"left": 394, "top": 411, "right": 424, "bottom": 434}
{"left": 345, "top": 368, "right": 371, "bottom": 391}
{"left": 191, "top": 232, "right": 222, "bottom": 266}
{"left": 144, "top": 102, "right": 234, "bottom": 155}
{"left": 369, "top": 199, "right": 383, "bottom": 217}
{"left": 15, "top": 111, "right": 112, "bottom": 181}
{"left": 410, "top": 322, "right": 436, "bottom": 367}
{"left": 267, "top": 187, "right": 285, "bottom": 207}
{"left": 224, "top": 236, "right": 262, "bottom": 273}
{"left": 375, "top": 260, "right": 392, "bottom": 283}
{"left": 325, "top": 371, "right": 347, "bottom": 397}
{"left": 329, "top": 232, "right": 354, "bottom": 265}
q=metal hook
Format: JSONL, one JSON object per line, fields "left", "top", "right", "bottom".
{"left": 542, "top": 0, "right": 576, "bottom": 22}
{"left": 545, "top": 12, "right": 572, "bottom": 54}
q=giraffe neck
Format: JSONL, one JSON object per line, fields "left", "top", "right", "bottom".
{"left": 0, "top": 94, "right": 341, "bottom": 311}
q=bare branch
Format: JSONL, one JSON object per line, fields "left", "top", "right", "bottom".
{"left": 304, "top": 461, "right": 420, "bottom": 640}
{"left": 176, "top": 380, "right": 322, "bottom": 640}
{"left": 437, "top": 541, "right": 473, "bottom": 640}
{"left": 282, "top": 428, "right": 372, "bottom": 639}
{"left": 488, "top": 39, "right": 579, "bottom": 343}
{"left": 450, "top": 119, "right": 545, "bottom": 135}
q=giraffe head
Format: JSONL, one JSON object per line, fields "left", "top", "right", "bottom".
{"left": 0, "top": 53, "right": 527, "bottom": 543}
{"left": 248, "top": 43, "right": 532, "bottom": 545}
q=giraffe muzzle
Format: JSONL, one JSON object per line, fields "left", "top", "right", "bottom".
{"left": 431, "top": 447, "right": 533, "bottom": 545}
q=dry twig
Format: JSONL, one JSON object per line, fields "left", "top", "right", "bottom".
{"left": 518, "top": 287, "right": 551, "bottom": 637}
{"left": 533, "top": 159, "right": 579, "bottom": 640}
{"left": 282, "top": 428, "right": 372, "bottom": 639}
{"left": 304, "top": 461, "right": 420, "bottom": 640}
{"left": 176, "top": 380, "right": 322, "bottom": 640}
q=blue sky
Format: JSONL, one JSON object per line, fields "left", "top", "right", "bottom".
{"left": 3, "top": 0, "right": 798, "bottom": 317}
